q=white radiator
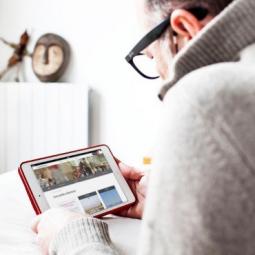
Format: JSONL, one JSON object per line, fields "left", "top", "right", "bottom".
{"left": 0, "top": 83, "right": 89, "bottom": 173}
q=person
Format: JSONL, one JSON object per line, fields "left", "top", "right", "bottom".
{"left": 72, "top": 167, "right": 82, "bottom": 180}
{"left": 79, "top": 159, "right": 91, "bottom": 176}
{"left": 32, "top": 0, "right": 255, "bottom": 254}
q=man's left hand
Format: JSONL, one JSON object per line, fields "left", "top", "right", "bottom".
{"left": 31, "top": 208, "right": 86, "bottom": 255}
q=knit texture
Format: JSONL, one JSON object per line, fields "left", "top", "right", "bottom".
{"left": 49, "top": 218, "right": 117, "bottom": 255}
{"left": 140, "top": 57, "right": 255, "bottom": 255}
{"left": 159, "top": 0, "right": 255, "bottom": 100}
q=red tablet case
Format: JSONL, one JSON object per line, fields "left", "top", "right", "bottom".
{"left": 18, "top": 145, "right": 135, "bottom": 217}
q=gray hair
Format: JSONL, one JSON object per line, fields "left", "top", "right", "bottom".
{"left": 147, "top": 0, "right": 234, "bottom": 17}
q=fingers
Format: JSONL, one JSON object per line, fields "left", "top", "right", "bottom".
{"left": 31, "top": 214, "right": 42, "bottom": 233}
{"left": 115, "top": 204, "right": 142, "bottom": 219}
{"left": 115, "top": 208, "right": 128, "bottom": 218}
{"left": 115, "top": 156, "right": 145, "bottom": 180}
{"left": 119, "top": 162, "right": 144, "bottom": 180}
{"left": 114, "top": 157, "right": 121, "bottom": 165}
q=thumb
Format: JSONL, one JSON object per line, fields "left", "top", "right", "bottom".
{"left": 114, "top": 157, "right": 121, "bottom": 165}
{"left": 31, "top": 215, "right": 42, "bottom": 233}
{"left": 119, "top": 162, "right": 144, "bottom": 180}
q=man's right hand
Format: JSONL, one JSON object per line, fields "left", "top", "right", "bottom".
{"left": 116, "top": 162, "right": 149, "bottom": 219}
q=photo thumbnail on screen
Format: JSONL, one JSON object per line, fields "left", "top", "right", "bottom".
{"left": 78, "top": 192, "right": 105, "bottom": 215}
{"left": 98, "top": 186, "right": 123, "bottom": 208}
{"left": 78, "top": 186, "right": 124, "bottom": 215}
{"left": 33, "top": 149, "right": 113, "bottom": 191}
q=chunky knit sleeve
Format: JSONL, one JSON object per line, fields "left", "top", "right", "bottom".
{"left": 49, "top": 218, "right": 119, "bottom": 255}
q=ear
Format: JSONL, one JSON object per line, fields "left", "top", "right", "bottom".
{"left": 171, "top": 9, "right": 203, "bottom": 39}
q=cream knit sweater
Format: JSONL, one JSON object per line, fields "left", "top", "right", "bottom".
{"left": 50, "top": 0, "right": 255, "bottom": 254}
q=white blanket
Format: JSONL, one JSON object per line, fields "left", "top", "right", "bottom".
{"left": 0, "top": 171, "right": 141, "bottom": 255}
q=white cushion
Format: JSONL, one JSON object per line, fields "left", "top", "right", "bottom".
{"left": 0, "top": 171, "right": 141, "bottom": 255}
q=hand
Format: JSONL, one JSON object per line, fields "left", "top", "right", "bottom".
{"left": 31, "top": 208, "right": 86, "bottom": 255}
{"left": 116, "top": 162, "right": 149, "bottom": 219}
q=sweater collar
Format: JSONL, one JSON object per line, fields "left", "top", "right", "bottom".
{"left": 159, "top": 0, "right": 255, "bottom": 101}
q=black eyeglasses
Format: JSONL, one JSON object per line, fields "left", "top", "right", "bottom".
{"left": 125, "top": 17, "right": 173, "bottom": 80}
{"left": 125, "top": 7, "right": 208, "bottom": 79}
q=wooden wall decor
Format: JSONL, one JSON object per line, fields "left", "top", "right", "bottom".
{"left": 32, "top": 33, "right": 71, "bottom": 82}
{"left": 0, "top": 31, "right": 31, "bottom": 82}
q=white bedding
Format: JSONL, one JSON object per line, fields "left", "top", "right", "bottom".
{"left": 0, "top": 171, "right": 141, "bottom": 255}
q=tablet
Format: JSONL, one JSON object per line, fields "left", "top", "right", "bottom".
{"left": 19, "top": 145, "right": 135, "bottom": 217}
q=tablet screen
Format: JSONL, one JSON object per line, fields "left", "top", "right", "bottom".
{"left": 31, "top": 149, "right": 127, "bottom": 215}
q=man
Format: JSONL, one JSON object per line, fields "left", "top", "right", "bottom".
{"left": 32, "top": 0, "right": 255, "bottom": 254}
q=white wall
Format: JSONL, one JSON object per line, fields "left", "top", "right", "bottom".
{"left": 0, "top": 0, "right": 162, "bottom": 167}
{"left": 0, "top": 83, "right": 89, "bottom": 172}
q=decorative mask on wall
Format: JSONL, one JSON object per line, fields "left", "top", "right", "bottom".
{"left": 32, "top": 33, "right": 71, "bottom": 82}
